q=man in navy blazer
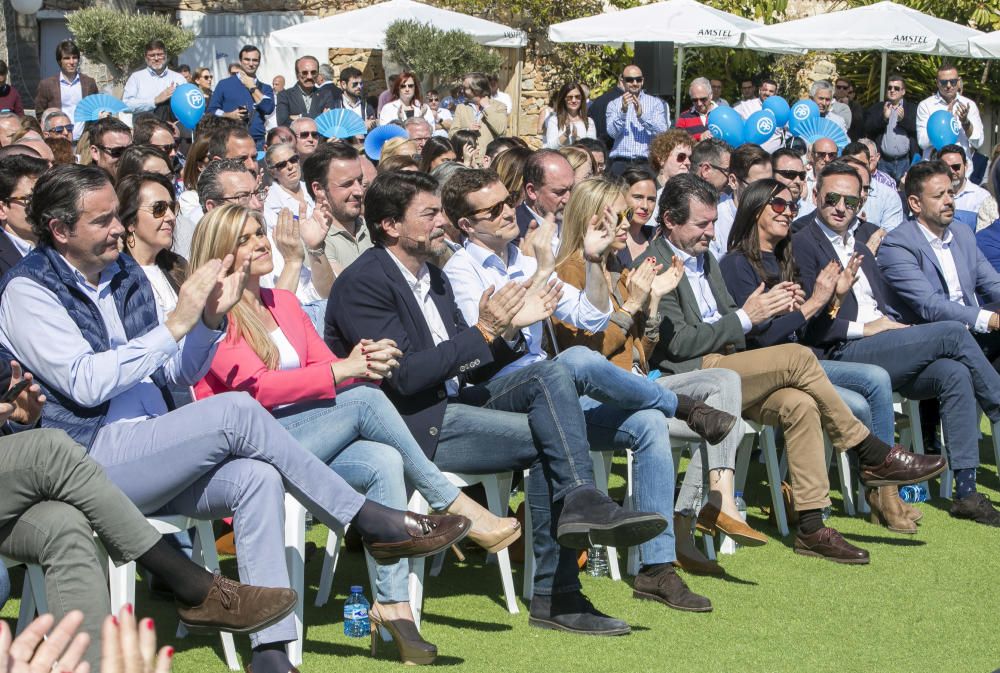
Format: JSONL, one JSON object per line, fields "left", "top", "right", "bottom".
{"left": 795, "top": 161, "right": 1000, "bottom": 526}
{"left": 325, "top": 171, "right": 666, "bottom": 636}
{"left": 206, "top": 45, "right": 274, "bottom": 150}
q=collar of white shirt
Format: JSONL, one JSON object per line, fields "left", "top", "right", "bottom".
{"left": 814, "top": 217, "right": 856, "bottom": 248}
{"left": 386, "top": 247, "right": 430, "bottom": 292}
{"left": 916, "top": 221, "right": 953, "bottom": 248}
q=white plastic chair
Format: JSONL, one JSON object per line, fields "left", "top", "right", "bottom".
{"left": 407, "top": 471, "right": 516, "bottom": 629}
{"left": 1, "top": 556, "right": 46, "bottom": 634}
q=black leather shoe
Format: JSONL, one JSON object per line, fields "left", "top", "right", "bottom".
{"left": 633, "top": 564, "right": 712, "bottom": 612}
{"left": 793, "top": 527, "right": 869, "bottom": 565}
{"left": 683, "top": 401, "right": 738, "bottom": 445}
{"left": 949, "top": 492, "right": 1000, "bottom": 527}
{"left": 557, "top": 487, "right": 667, "bottom": 550}
{"left": 364, "top": 512, "right": 471, "bottom": 564}
{"left": 528, "top": 591, "right": 630, "bottom": 636}
{"left": 860, "top": 445, "right": 947, "bottom": 487}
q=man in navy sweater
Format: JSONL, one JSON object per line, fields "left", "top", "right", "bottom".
{"left": 207, "top": 45, "right": 275, "bottom": 150}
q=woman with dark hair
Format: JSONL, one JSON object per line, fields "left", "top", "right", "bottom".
{"left": 117, "top": 172, "right": 187, "bottom": 313}
{"left": 379, "top": 71, "right": 435, "bottom": 126}
{"left": 450, "top": 129, "right": 482, "bottom": 167}
{"left": 418, "top": 136, "right": 456, "bottom": 173}
{"left": 194, "top": 66, "right": 214, "bottom": 98}
{"left": 719, "top": 178, "right": 904, "bottom": 526}
{"left": 449, "top": 72, "right": 508, "bottom": 158}
{"left": 618, "top": 165, "right": 658, "bottom": 267}
{"left": 116, "top": 146, "right": 172, "bottom": 183}
{"left": 544, "top": 82, "right": 596, "bottom": 149}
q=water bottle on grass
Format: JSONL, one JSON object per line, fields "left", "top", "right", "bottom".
{"left": 344, "top": 585, "right": 370, "bottom": 638}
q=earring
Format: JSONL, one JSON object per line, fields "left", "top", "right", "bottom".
{"left": 126, "top": 231, "right": 135, "bottom": 248}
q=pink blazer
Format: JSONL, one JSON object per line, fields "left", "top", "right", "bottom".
{"left": 195, "top": 288, "right": 365, "bottom": 409}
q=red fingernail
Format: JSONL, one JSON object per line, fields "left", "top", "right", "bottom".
{"left": 166, "top": 647, "right": 175, "bottom": 658}
{"left": 125, "top": 604, "right": 133, "bottom": 615}
{"left": 112, "top": 616, "right": 119, "bottom": 627}
{"left": 146, "top": 619, "right": 155, "bottom": 630}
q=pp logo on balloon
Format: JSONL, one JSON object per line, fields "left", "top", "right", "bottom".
{"left": 950, "top": 117, "right": 962, "bottom": 136}
{"left": 186, "top": 90, "right": 205, "bottom": 108}
{"left": 792, "top": 104, "right": 810, "bottom": 121}
{"left": 756, "top": 117, "right": 774, "bottom": 135}
{"left": 708, "top": 124, "right": 724, "bottom": 138}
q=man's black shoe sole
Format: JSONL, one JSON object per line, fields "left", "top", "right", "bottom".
{"left": 632, "top": 589, "right": 713, "bottom": 613}
{"left": 528, "top": 615, "right": 631, "bottom": 636}
{"left": 556, "top": 514, "right": 667, "bottom": 550}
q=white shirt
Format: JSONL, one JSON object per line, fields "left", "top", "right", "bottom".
{"left": 732, "top": 98, "right": 761, "bottom": 120}
{"left": 386, "top": 249, "right": 460, "bottom": 397}
{"left": 709, "top": 196, "right": 738, "bottom": 260}
{"left": 58, "top": 72, "right": 84, "bottom": 140}
{"left": 815, "top": 219, "right": 883, "bottom": 338}
{"left": 123, "top": 67, "right": 187, "bottom": 113}
{"left": 543, "top": 115, "right": 596, "bottom": 149}
{"left": 140, "top": 265, "right": 178, "bottom": 314}
{"left": 666, "top": 239, "right": 751, "bottom": 332}
{"left": 270, "top": 327, "right": 301, "bottom": 371}
{"left": 917, "top": 221, "right": 992, "bottom": 333}
{"left": 916, "top": 92, "right": 984, "bottom": 164}
{"left": 443, "top": 241, "right": 610, "bottom": 380}
{"left": 492, "top": 91, "right": 513, "bottom": 114}
{"left": 953, "top": 180, "right": 993, "bottom": 231}
{"left": 824, "top": 111, "right": 848, "bottom": 133}
{"left": 261, "top": 182, "right": 319, "bottom": 304}
{"left": 378, "top": 99, "right": 436, "bottom": 127}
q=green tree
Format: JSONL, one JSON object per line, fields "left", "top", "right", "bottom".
{"left": 383, "top": 20, "right": 503, "bottom": 87}
{"left": 66, "top": 7, "right": 194, "bottom": 85}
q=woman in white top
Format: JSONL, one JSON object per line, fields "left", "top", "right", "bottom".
{"left": 378, "top": 72, "right": 436, "bottom": 127}
{"left": 543, "top": 82, "right": 596, "bottom": 149}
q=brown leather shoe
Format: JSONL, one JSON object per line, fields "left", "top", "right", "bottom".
{"left": 866, "top": 486, "right": 917, "bottom": 534}
{"left": 364, "top": 512, "right": 470, "bottom": 564}
{"left": 633, "top": 564, "right": 712, "bottom": 612}
{"left": 860, "top": 445, "right": 947, "bottom": 487}
{"left": 672, "top": 548, "right": 724, "bottom": 576}
{"left": 793, "top": 527, "right": 869, "bottom": 565}
{"left": 682, "top": 401, "right": 739, "bottom": 445}
{"left": 695, "top": 502, "right": 768, "bottom": 547}
{"left": 176, "top": 573, "right": 297, "bottom": 634}
{"left": 899, "top": 499, "right": 923, "bottom": 523}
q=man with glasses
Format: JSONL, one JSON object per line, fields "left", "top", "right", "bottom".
{"left": 40, "top": 110, "right": 74, "bottom": 142}
{"left": 773, "top": 148, "right": 816, "bottom": 222}
{"left": 207, "top": 45, "right": 275, "bottom": 150}
{"left": 335, "top": 67, "right": 376, "bottom": 130}
{"left": 290, "top": 117, "right": 321, "bottom": 158}
{"left": 864, "top": 75, "right": 917, "bottom": 182}
{"left": 738, "top": 78, "right": 756, "bottom": 103}
{"left": 710, "top": 144, "right": 771, "bottom": 259}
{"left": 35, "top": 40, "right": 97, "bottom": 140}
{"left": 675, "top": 77, "right": 717, "bottom": 141}
{"left": 937, "top": 143, "right": 997, "bottom": 232}
{"left": 0, "top": 154, "right": 48, "bottom": 275}
{"left": 710, "top": 79, "right": 729, "bottom": 107}
{"left": 690, "top": 138, "right": 732, "bottom": 193}
{"left": 793, "top": 160, "right": 1000, "bottom": 528}
{"left": 403, "top": 117, "right": 432, "bottom": 153}
{"left": 803, "top": 137, "right": 839, "bottom": 208}
{"left": 606, "top": 65, "right": 669, "bottom": 176}
{"left": 916, "top": 64, "right": 982, "bottom": 167}
{"left": 834, "top": 78, "right": 865, "bottom": 142}
{"left": 276, "top": 56, "right": 340, "bottom": 127}
{"left": 87, "top": 117, "right": 132, "bottom": 177}
{"left": 841, "top": 142, "right": 903, "bottom": 232}
{"left": 123, "top": 40, "right": 187, "bottom": 122}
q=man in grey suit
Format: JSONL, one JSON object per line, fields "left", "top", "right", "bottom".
{"left": 275, "top": 55, "right": 341, "bottom": 127}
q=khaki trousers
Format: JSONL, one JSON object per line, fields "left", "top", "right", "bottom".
{"left": 703, "top": 344, "right": 870, "bottom": 512}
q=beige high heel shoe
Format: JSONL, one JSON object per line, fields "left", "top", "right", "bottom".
{"left": 444, "top": 491, "right": 522, "bottom": 553}
{"left": 369, "top": 602, "right": 437, "bottom": 665}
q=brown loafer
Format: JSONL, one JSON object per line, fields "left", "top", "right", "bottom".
{"left": 860, "top": 445, "right": 947, "bottom": 487}
{"left": 672, "top": 548, "right": 724, "bottom": 576}
{"left": 793, "top": 527, "right": 869, "bottom": 565}
{"left": 682, "top": 401, "right": 739, "bottom": 445}
{"left": 633, "top": 564, "right": 712, "bottom": 612}
{"left": 364, "top": 512, "right": 471, "bottom": 564}
{"left": 176, "top": 573, "right": 297, "bottom": 634}
{"left": 866, "top": 486, "right": 917, "bottom": 534}
{"left": 695, "top": 502, "right": 768, "bottom": 547}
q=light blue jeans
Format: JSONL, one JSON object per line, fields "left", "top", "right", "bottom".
{"left": 821, "top": 360, "right": 895, "bottom": 446}
{"left": 273, "top": 385, "right": 461, "bottom": 604}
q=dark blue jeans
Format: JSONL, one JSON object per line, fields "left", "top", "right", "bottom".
{"left": 0, "top": 563, "right": 9, "bottom": 611}
{"left": 833, "top": 320, "right": 1000, "bottom": 470}
{"left": 432, "top": 358, "right": 595, "bottom": 596}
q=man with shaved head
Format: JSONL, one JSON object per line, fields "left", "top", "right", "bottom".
{"left": 606, "top": 65, "right": 669, "bottom": 175}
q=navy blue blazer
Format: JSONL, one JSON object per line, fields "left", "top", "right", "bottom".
{"left": 877, "top": 218, "right": 1000, "bottom": 327}
{"left": 792, "top": 220, "right": 900, "bottom": 356}
{"left": 324, "top": 246, "right": 522, "bottom": 458}
{"left": 0, "top": 231, "right": 23, "bottom": 278}
{"left": 515, "top": 202, "right": 536, "bottom": 240}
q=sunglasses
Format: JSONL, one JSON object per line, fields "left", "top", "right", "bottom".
{"left": 767, "top": 196, "right": 799, "bottom": 216}
{"left": 468, "top": 198, "right": 509, "bottom": 221}
{"left": 835, "top": 83, "right": 850, "bottom": 90}
{"left": 565, "top": 94, "right": 582, "bottom": 101}
{"left": 823, "top": 191, "right": 861, "bottom": 211}
{"left": 708, "top": 163, "right": 730, "bottom": 176}
{"left": 814, "top": 151, "right": 838, "bottom": 161}
{"left": 400, "top": 83, "right": 415, "bottom": 89}
{"left": 299, "top": 70, "right": 318, "bottom": 76}
{"left": 947, "top": 162, "right": 964, "bottom": 173}
{"left": 95, "top": 144, "right": 130, "bottom": 159}
{"left": 622, "top": 76, "right": 644, "bottom": 83}
{"left": 673, "top": 152, "right": 689, "bottom": 164}
{"left": 775, "top": 169, "right": 807, "bottom": 181}
{"left": 269, "top": 154, "right": 301, "bottom": 171}
{"left": 617, "top": 207, "right": 635, "bottom": 223}
{"left": 139, "top": 200, "right": 178, "bottom": 218}
{"left": 5, "top": 193, "right": 31, "bottom": 208}
{"left": 938, "top": 78, "right": 959, "bottom": 87}
{"left": 148, "top": 142, "right": 175, "bottom": 155}
{"left": 49, "top": 124, "right": 74, "bottom": 134}
{"left": 201, "top": 74, "right": 214, "bottom": 80}
{"left": 297, "top": 131, "right": 321, "bottom": 140}
{"left": 886, "top": 85, "right": 903, "bottom": 92}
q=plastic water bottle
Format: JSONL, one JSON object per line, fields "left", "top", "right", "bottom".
{"left": 899, "top": 485, "right": 928, "bottom": 503}
{"left": 586, "top": 545, "right": 609, "bottom": 577}
{"left": 916, "top": 484, "right": 930, "bottom": 502}
{"left": 343, "top": 585, "right": 370, "bottom": 638}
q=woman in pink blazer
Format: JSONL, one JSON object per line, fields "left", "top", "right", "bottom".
{"left": 191, "top": 204, "right": 519, "bottom": 666}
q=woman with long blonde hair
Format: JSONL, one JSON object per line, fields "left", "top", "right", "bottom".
{"left": 554, "top": 176, "right": 766, "bottom": 579}
{"left": 190, "top": 204, "right": 520, "bottom": 667}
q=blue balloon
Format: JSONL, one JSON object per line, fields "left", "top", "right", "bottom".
{"left": 927, "top": 109, "right": 960, "bottom": 150}
{"left": 707, "top": 106, "right": 744, "bottom": 148}
{"left": 788, "top": 99, "right": 819, "bottom": 135}
{"left": 761, "top": 96, "right": 790, "bottom": 127}
{"left": 744, "top": 110, "right": 777, "bottom": 146}
{"left": 170, "top": 84, "right": 206, "bottom": 130}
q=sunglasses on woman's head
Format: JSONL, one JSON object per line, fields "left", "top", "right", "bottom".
{"left": 269, "top": 154, "right": 300, "bottom": 171}
{"left": 139, "top": 200, "right": 178, "bottom": 218}
{"left": 767, "top": 197, "right": 799, "bottom": 216}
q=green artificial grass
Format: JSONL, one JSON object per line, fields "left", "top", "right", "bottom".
{"left": 3, "top": 440, "right": 998, "bottom": 673}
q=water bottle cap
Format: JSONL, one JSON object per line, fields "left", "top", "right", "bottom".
{"left": 350, "top": 585, "right": 363, "bottom": 593}
{"left": 735, "top": 491, "right": 743, "bottom": 498}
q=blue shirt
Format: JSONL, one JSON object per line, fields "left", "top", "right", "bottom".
{"left": 0, "top": 254, "right": 223, "bottom": 429}
{"left": 606, "top": 91, "right": 670, "bottom": 159}
{"left": 207, "top": 75, "right": 275, "bottom": 147}
{"left": 863, "top": 179, "right": 904, "bottom": 232}
{"left": 122, "top": 67, "right": 187, "bottom": 113}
